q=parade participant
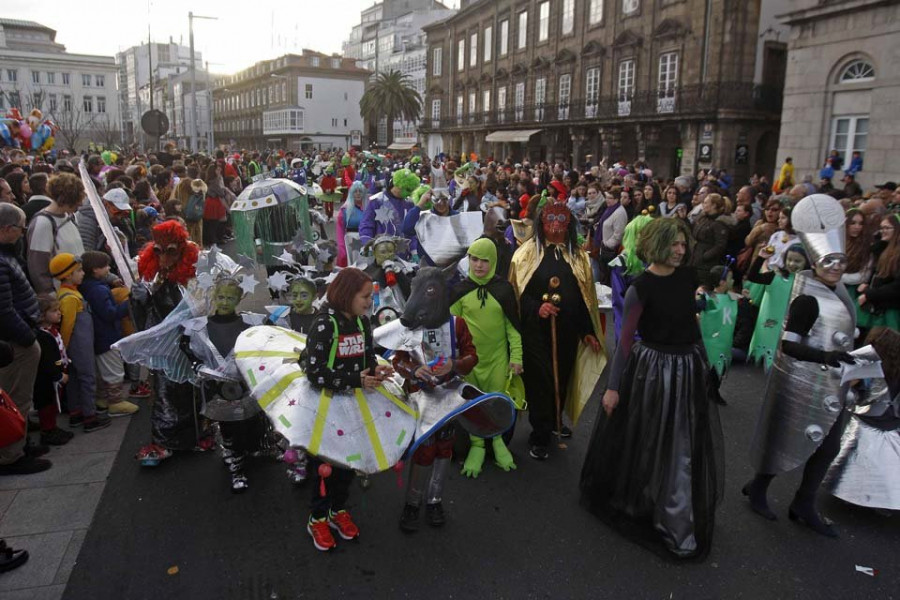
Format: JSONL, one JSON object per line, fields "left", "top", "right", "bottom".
{"left": 744, "top": 195, "right": 856, "bottom": 537}
{"left": 129, "top": 221, "right": 202, "bottom": 466}
{"left": 304, "top": 268, "right": 393, "bottom": 551}
{"left": 318, "top": 165, "right": 339, "bottom": 221}
{"left": 608, "top": 211, "right": 654, "bottom": 343}
{"left": 335, "top": 181, "right": 369, "bottom": 268}
{"left": 361, "top": 235, "right": 413, "bottom": 325}
{"left": 699, "top": 264, "right": 738, "bottom": 405}
{"left": 824, "top": 327, "right": 900, "bottom": 510}
{"left": 481, "top": 206, "right": 513, "bottom": 280}
{"left": 402, "top": 187, "right": 457, "bottom": 266}
{"left": 340, "top": 154, "right": 356, "bottom": 201}
{"left": 179, "top": 273, "right": 272, "bottom": 493}
{"left": 393, "top": 267, "right": 479, "bottom": 531}
{"left": 580, "top": 217, "right": 723, "bottom": 560}
{"left": 357, "top": 158, "right": 385, "bottom": 195}
{"left": 450, "top": 239, "right": 522, "bottom": 477}
{"left": 358, "top": 169, "right": 417, "bottom": 256}
{"left": 509, "top": 202, "right": 605, "bottom": 460}
{"left": 746, "top": 243, "right": 810, "bottom": 369}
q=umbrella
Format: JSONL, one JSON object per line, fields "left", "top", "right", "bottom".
{"left": 231, "top": 178, "right": 307, "bottom": 212}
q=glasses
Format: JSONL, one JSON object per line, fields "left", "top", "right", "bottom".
{"left": 819, "top": 255, "right": 848, "bottom": 269}
{"left": 543, "top": 213, "right": 569, "bottom": 222}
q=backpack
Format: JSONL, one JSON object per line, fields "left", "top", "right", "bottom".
{"left": 184, "top": 193, "right": 205, "bottom": 223}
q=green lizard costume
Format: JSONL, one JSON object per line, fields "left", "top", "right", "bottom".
{"left": 450, "top": 238, "right": 523, "bottom": 477}
{"left": 700, "top": 292, "right": 738, "bottom": 377}
{"left": 748, "top": 272, "right": 794, "bottom": 370}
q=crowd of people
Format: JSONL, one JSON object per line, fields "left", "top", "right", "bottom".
{"left": 0, "top": 139, "right": 897, "bottom": 571}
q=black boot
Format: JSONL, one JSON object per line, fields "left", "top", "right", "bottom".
{"left": 399, "top": 503, "right": 420, "bottom": 532}
{"left": 788, "top": 493, "right": 837, "bottom": 538}
{"left": 742, "top": 473, "right": 777, "bottom": 521}
{"left": 0, "top": 540, "right": 28, "bottom": 573}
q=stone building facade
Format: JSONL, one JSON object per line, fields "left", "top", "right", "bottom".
{"left": 422, "top": 0, "right": 788, "bottom": 180}
{"left": 774, "top": 0, "right": 900, "bottom": 189}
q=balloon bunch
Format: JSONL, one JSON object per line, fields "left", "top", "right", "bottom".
{"left": 0, "top": 108, "right": 57, "bottom": 152}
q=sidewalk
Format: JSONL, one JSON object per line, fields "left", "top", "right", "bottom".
{"left": 0, "top": 416, "right": 131, "bottom": 600}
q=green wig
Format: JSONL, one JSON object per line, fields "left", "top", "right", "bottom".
{"left": 391, "top": 168, "right": 420, "bottom": 199}
{"left": 636, "top": 217, "right": 693, "bottom": 266}
{"left": 622, "top": 213, "right": 655, "bottom": 275}
{"left": 411, "top": 184, "right": 432, "bottom": 207}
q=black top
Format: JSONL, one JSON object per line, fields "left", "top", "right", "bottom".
{"left": 607, "top": 266, "right": 701, "bottom": 391}
{"left": 631, "top": 266, "right": 701, "bottom": 345}
{"left": 305, "top": 308, "right": 377, "bottom": 391}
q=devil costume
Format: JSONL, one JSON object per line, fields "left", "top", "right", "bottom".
{"left": 745, "top": 194, "right": 857, "bottom": 537}
{"left": 509, "top": 204, "right": 605, "bottom": 454}
{"left": 580, "top": 264, "right": 724, "bottom": 560}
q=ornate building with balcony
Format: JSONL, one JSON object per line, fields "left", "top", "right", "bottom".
{"left": 422, "top": 0, "right": 789, "bottom": 180}
{"left": 211, "top": 51, "right": 370, "bottom": 152}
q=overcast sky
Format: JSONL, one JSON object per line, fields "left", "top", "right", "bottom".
{"left": 5, "top": 0, "right": 459, "bottom": 75}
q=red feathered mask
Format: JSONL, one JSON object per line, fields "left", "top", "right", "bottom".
{"left": 137, "top": 221, "right": 198, "bottom": 285}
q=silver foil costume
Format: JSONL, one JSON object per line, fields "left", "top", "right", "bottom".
{"left": 825, "top": 377, "right": 900, "bottom": 509}
{"left": 750, "top": 270, "right": 856, "bottom": 474}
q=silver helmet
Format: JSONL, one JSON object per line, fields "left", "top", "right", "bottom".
{"left": 792, "top": 194, "right": 846, "bottom": 266}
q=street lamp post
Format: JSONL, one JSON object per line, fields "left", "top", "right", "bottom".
{"left": 189, "top": 11, "right": 217, "bottom": 153}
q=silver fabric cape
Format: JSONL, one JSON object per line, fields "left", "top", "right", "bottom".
{"left": 750, "top": 271, "right": 857, "bottom": 474}
{"left": 414, "top": 211, "right": 485, "bottom": 267}
{"left": 824, "top": 378, "right": 900, "bottom": 509}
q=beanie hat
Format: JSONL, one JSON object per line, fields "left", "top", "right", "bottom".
{"left": 49, "top": 253, "right": 81, "bottom": 280}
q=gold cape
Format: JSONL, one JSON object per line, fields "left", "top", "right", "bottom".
{"left": 509, "top": 239, "right": 607, "bottom": 426}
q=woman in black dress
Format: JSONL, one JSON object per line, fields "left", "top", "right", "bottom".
{"left": 580, "top": 217, "right": 724, "bottom": 560}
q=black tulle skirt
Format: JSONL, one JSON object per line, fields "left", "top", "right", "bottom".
{"left": 580, "top": 342, "right": 724, "bottom": 560}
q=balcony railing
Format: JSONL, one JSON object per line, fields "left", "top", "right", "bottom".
{"left": 421, "top": 82, "right": 782, "bottom": 131}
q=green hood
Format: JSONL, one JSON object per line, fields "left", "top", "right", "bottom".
{"left": 467, "top": 238, "right": 497, "bottom": 285}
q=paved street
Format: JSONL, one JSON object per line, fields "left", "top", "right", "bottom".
{"left": 56, "top": 362, "right": 896, "bottom": 599}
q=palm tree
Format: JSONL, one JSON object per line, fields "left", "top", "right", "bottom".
{"left": 359, "top": 70, "right": 422, "bottom": 148}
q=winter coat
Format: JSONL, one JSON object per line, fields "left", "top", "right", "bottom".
{"left": 79, "top": 277, "right": 129, "bottom": 354}
{"left": 691, "top": 213, "right": 731, "bottom": 278}
{"left": 0, "top": 243, "right": 40, "bottom": 347}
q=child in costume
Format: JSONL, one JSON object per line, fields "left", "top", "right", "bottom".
{"left": 53, "top": 253, "right": 111, "bottom": 433}
{"left": 824, "top": 327, "right": 900, "bottom": 510}
{"left": 318, "top": 166, "right": 339, "bottom": 221}
{"left": 179, "top": 272, "right": 272, "bottom": 493}
{"left": 393, "top": 267, "right": 479, "bottom": 531}
{"left": 450, "top": 238, "right": 522, "bottom": 477}
{"left": 128, "top": 221, "right": 202, "bottom": 466}
{"left": 699, "top": 264, "right": 739, "bottom": 405}
{"left": 304, "top": 268, "right": 394, "bottom": 551}
{"left": 361, "top": 236, "right": 414, "bottom": 325}
{"left": 358, "top": 169, "right": 418, "bottom": 255}
{"left": 33, "top": 294, "right": 74, "bottom": 446}
{"left": 746, "top": 243, "right": 810, "bottom": 370}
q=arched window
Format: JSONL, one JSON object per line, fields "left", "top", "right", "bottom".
{"left": 839, "top": 60, "right": 875, "bottom": 83}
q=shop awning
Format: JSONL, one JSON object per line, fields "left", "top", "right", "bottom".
{"left": 387, "top": 142, "right": 417, "bottom": 151}
{"left": 484, "top": 129, "right": 542, "bottom": 143}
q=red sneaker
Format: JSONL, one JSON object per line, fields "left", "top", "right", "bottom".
{"left": 307, "top": 517, "right": 336, "bottom": 551}
{"left": 129, "top": 382, "right": 152, "bottom": 399}
{"left": 328, "top": 509, "right": 360, "bottom": 540}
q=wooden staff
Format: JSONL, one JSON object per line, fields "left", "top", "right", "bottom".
{"left": 543, "top": 276, "right": 565, "bottom": 449}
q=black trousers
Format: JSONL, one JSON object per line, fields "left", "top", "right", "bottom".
{"left": 308, "top": 456, "right": 355, "bottom": 519}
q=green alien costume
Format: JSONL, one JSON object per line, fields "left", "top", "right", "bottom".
{"left": 450, "top": 238, "right": 523, "bottom": 476}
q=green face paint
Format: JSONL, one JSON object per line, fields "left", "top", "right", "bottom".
{"left": 373, "top": 241, "right": 397, "bottom": 267}
{"left": 213, "top": 282, "right": 242, "bottom": 316}
{"left": 290, "top": 282, "right": 316, "bottom": 314}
